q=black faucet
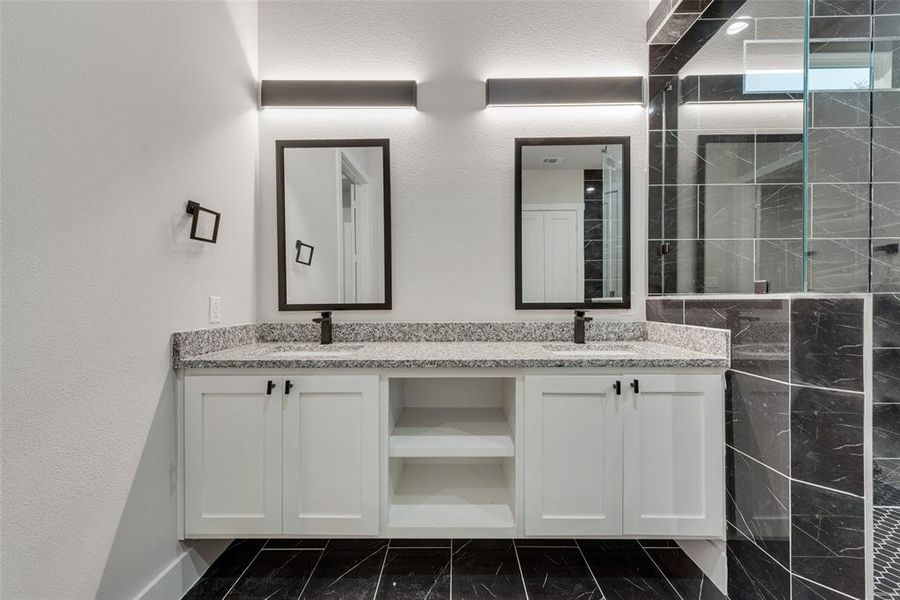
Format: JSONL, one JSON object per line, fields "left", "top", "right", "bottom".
{"left": 313, "top": 311, "right": 333, "bottom": 345}
{"left": 574, "top": 310, "right": 592, "bottom": 344}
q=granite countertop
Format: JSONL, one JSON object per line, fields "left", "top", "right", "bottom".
{"left": 177, "top": 339, "right": 728, "bottom": 369}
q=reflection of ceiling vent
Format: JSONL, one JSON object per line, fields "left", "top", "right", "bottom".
{"left": 541, "top": 157, "right": 564, "bottom": 164}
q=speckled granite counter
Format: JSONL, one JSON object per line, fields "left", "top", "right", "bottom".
{"left": 173, "top": 321, "right": 729, "bottom": 369}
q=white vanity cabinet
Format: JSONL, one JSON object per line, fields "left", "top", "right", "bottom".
{"left": 183, "top": 374, "right": 379, "bottom": 538}
{"left": 523, "top": 376, "right": 623, "bottom": 536}
{"left": 522, "top": 373, "right": 724, "bottom": 539}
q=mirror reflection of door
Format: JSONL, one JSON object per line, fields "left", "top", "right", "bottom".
{"left": 518, "top": 139, "right": 629, "bottom": 308}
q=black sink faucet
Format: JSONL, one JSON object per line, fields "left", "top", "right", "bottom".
{"left": 574, "top": 310, "right": 592, "bottom": 344}
{"left": 313, "top": 311, "right": 333, "bottom": 345}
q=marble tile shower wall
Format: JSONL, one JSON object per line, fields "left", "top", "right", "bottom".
{"left": 874, "top": 292, "right": 900, "bottom": 596}
{"left": 647, "top": 296, "right": 867, "bottom": 599}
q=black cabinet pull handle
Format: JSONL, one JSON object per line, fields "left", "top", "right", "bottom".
{"left": 266, "top": 380, "right": 276, "bottom": 395}
{"left": 630, "top": 379, "right": 640, "bottom": 394}
{"left": 284, "top": 380, "right": 294, "bottom": 394}
{"left": 613, "top": 380, "right": 622, "bottom": 395}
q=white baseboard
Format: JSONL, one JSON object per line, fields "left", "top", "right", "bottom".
{"left": 136, "top": 539, "right": 231, "bottom": 600}
{"left": 677, "top": 538, "right": 728, "bottom": 595}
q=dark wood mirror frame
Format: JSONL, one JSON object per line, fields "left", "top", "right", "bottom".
{"left": 515, "top": 136, "right": 632, "bottom": 310}
{"left": 276, "top": 139, "right": 392, "bottom": 311}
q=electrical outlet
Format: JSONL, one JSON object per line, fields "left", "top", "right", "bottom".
{"left": 208, "top": 296, "right": 222, "bottom": 324}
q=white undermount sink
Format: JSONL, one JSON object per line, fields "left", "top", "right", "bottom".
{"left": 270, "top": 344, "right": 362, "bottom": 358}
{"left": 542, "top": 343, "right": 638, "bottom": 357}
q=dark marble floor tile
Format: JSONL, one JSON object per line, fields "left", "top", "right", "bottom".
{"left": 326, "top": 539, "right": 389, "bottom": 551}
{"left": 685, "top": 299, "right": 790, "bottom": 381}
{"left": 227, "top": 549, "right": 321, "bottom": 600}
{"left": 872, "top": 184, "right": 900, "bottom": 239}
{"left": 810, "top": 183, "right": 870, "bottom": 239}
{"left": 791, "top": 386, "right": 864, "bottom": 496}
{"left": 874, "top": 128, "right": 900, "bottom": 183}
{"left": 808, "top": 128, "right": 871, "bottom": 184}
{"left": 388, "top": 539, "right": 450, "bottom": 548}
{"left": 646, "top": 299, "right": 684, "bottom": 324}
{"left": 577, "top": 539, "right": 678, "bottom": 600}
{"left": 726, "top": 371, "right": 791, "bottom": 476}
{"left": 514, "top": 539, "right": 577, "bottom": 547}
{"left": 874, "top": 403, "right": 900, "bottom": 457}
{"left": 375, "top": 548, "right": 450, "bottom": 600}
{"left": 875, "top": 350, "right": 900, "bottom": 403}
{"left": 517, "top": 547, "right": 601, "bottom": 600}
{"left": 646, "top": 548, "right": 727, "bottom": 600}
{"left": 755, "top": 240, "right": 804, "bottom": 294}
{"left": 727, "top": 447, "right": 791, "bottom": 569}
{"left": 874, "top": 507, "right": 900, "bottom": 598}
{"left": 874, "top": 90, "right": 900, "bottom": 127}
{"left": 638, "top": 539, "right": 678, "bottom": 548}
{"left": 872, "top": 240, "right": 900, "bottom": 293}
{"left": 812, "top": 91, "right": 871, "bottom": 128}
{"left": 758, "top": 184, "right": 804, "bottom": 239}
{"left": 874, "top": 459, "right": 900, "bottom": 506}
{"left": 184, "top": 539, "right": 266, "bottom": 599}
{"left": 452, "top": 539, "right": 526, "bottom": 600}
{"left": 791, "top": 480, "right": 865, "bottom": 599}
{"left": 790, "top": 298, "right": 865, "bottom": 392}
{"left": 265, "top": 539, "right": 329, "bottom": 549}
{"left": 791, "top": 576, "right": 854, "bottom": 599}
{"left": 299, "top": 544, "right": 387, "bottom": 599}
{"left": 806, "top": 240, "right": 871, "bottom": 293}
{"left": 726, "top": 525, "right": 791, "bottom": 600}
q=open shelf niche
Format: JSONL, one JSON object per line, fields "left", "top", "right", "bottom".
{"left": 386, "top": 377, "right": 518, "bottom": 535}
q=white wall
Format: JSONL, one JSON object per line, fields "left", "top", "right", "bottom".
{"left": 259, "top": 0, "right": 649, "bottom": 321}
{"left": 522, "top": 170, "right": 585, "bottom": 206}
{"left": 0, "top": 2, "right": 258, "bottom": 598}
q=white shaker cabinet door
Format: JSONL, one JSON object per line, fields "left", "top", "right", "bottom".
{"left": 184, "top": 375, "right": 283, "bottom": 536}
{"left": 524, "top": 375, "right": 624, "bottom": 536}
{"left": 622, "top": 374, "right": 725, "bottom": 538}
{"left": 282, "top": 375, "right": 380, "bottom": 536}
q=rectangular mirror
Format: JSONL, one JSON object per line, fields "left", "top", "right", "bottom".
{"left": 516, "top": 137, "right": 631, "bottom": 309}
{"left": 277, "top": 139, "right": 391, "bottom": 310}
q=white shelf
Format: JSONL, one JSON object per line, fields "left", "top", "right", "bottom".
{"left": 388, "top": 461, "right": 515, "bottom": 530}
{"left": 389, "top": 408, "right": 514, "bottom": 458}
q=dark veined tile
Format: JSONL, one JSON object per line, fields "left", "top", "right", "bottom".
{"left": 810, "top": 183, "right": 870, "bottom": 239}
{"left": 874, "top": 128, "right": 900, "bottom": 183}
{"left": 184, "top": 539, "right": 266, "bottom": 600}
{"left": 811, "top": 91, "right": 871, "bottom": 128}
{"left": 873, "top": 239, "right": 900, "bottom": 293}
{"left": 727, "top": 371, "right": 791, "bottom": 476}
{"left": 806, "top": 240, "right": 870, "bottom": 294}
{"left": 513, "top": 539, "right": 577, "bottom": 547}
{"left": 875, "top": 350, "right": 900, "bottom": 403}
{"left": 726, "top": 525, "right": 790, "bottom": 600}
{"left": 577, "top": 539, "right": 679, "bottom": 600}
{"left": 388, "top": 539, "right": 450, "bottom": 548}
{"left": 874, "top": 403, "right": 900, "bottom": 458}
{"left": 791, "top": 576, "right": 854, "bottom": 599}
{"left": 646, "top": 299, "right": 684, "bottom": 324}
{"left": 265, "top": 539, "right": 329, "bottom": 549}
{"left": 452, "top": 539, "right": 526, "bottom": 600}
{"left": 375, "top": 548, "right": 450, "bottom": 600}
{"left": 755, "top": 240, "right": 804, "bottom": 294}
{"left": 874, "top": 459, "right": 900, "bottom": 506}
{"left": 873, "top": 90, "right": 900, "bottom": 127}
{"left": 813, "top": 0, "right": 872, "bottom": 15}
{"left": 645, "top": 548, "right": 727, "bottom": 600}
{"left": 517, "top": 547, "right": 601, "bottom": 600}
{"left": 638, "top": 539, "right": 678, "bottom": 548}
{"left": 809, "top": 15, "right": 871, "bottom": 39}
{"left": 790, "top": 298, "right": 865, "bottom": 392}
{"left": 791, "top": 386, "right": 864, "bottom": 496}
{"left": 791, "top": 481, "right": 865, "bottom": 599}
{"left": 226, "top": 549, "right": 321, "bottom": 600}
{"left": 726, "top": 447, "right": 791, "bottom": 569}
{"left": 299, "top": 543, "right": 387, "bottom": 599}
{"left": 872, "top": 184, "right": 900, "bottom": 240}
{"left": 808, "top": 127, "right": 870, "bottom": 184}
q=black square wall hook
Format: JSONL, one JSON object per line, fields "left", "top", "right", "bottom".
{"left": 186, "top": 201, "right": 220, "bottom": 243}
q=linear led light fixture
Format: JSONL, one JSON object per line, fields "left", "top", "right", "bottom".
{"left": 260, "top": 80, "right": 417, "bottom": 108}
{"left": 485, "top": 76, "right": 645, "bottom": 107}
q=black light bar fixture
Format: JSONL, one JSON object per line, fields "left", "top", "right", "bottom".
{"left": 485, "top": 76, "right": 645, "bottom": 107}
{"left": 260, "top": 80, "right": 417, "bottom": 108}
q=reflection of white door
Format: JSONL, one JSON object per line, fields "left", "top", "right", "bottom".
{"left": 522, "top": 207, "right": 582, "bottom": 302}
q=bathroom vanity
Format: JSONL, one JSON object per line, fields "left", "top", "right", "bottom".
{"left": 173, "top": 321, "right": 729, "bottom": 542}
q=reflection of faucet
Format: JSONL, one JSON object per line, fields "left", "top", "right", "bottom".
{"left": 313, "top": 311, "right": 333, "bottom": 345}
{"left": 574, "top": 311, "right": 593, "bottom": 345}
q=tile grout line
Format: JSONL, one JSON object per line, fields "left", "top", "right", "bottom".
{"left": 512, "top": 539, "right": 530, "bottom": 600}
{"left": 295, "top": 539, "right": 329, "bottom": 600}
{"left": 574, "top": 539, "right": 606, "bottom": 600}
{"left": 220, "top": 543, "right": 266, "bottom": 600}
{"left": 371, "top": 542, "right": 391, "bottom": 600}
{"left": 729, "top": 519, "right": 792, "bottom": 576}
{"left": 638, "top": 543, "right": 685, "bottom": 600}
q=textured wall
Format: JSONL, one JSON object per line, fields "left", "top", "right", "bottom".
{"left": 0, "top": 2, "right": 258, "bottom": 597}
{"left": 258, "top": 0, "right": 649, "bottom": 322}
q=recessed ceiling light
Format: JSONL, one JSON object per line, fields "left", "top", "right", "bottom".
{"left": 726, "top": 20, "right": 750, "bottom": 35}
